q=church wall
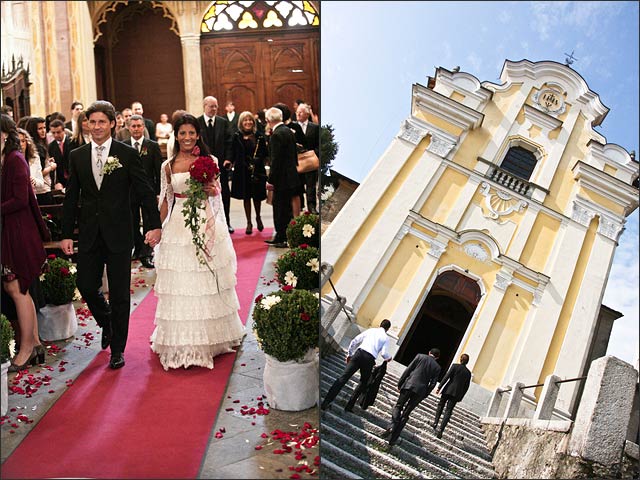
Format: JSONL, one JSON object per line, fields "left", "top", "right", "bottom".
{"left": 417, "top": 167, "right": 467, "bottom": 224}
{"left": 518, "top": 212, "right": 561, "bottom": 273}
{"left": 473, "top": 284, "right": 533, "bottom": 391}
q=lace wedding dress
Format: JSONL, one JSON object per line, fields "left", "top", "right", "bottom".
{"left": 151, "top": 162, "right": 245, "bottom": 370}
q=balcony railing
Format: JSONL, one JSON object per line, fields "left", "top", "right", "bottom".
{"left": 486, "top": 164, "right": 534, "bottom": 197}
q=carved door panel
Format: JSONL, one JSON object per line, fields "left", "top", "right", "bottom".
{"left": 201, "top": 31, "right": 319, "bottom": 117}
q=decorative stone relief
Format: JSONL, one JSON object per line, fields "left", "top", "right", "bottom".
{"left": 396, "top": 224, "right": 410, "bottom": 240}
{"left": 532, "top": 88, "right": 566, "bottom": 116}
{"left": 398, "top": 120, "right": 428, "bottom": 145}
{"left": 428, "top": 240, "right": 446, "bottom": 259}
{"left": 571, "top": 201, "right": 596, "bottom": 227}
{"left": 480, "top": 182, "right": 528, "bottom": 222}
{"left": 495, "top": 272, "right": 512, "bottom": 291}
{"left": 532, "top": 289, "right": 544, "bottom": 306}
{"left": 427, "top": 134, "right": 456, "bottom": 158}
{"left": 597, "top": 216, "right": 624, "bottom": 241}
{"left": 463, "top": 243, "right": 489, "bottom": 262}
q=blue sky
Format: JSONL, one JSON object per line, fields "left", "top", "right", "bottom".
{"left": 321, "top": 1, "right": 639, "bottom": 366}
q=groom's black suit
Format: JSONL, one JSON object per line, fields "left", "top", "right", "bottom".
{"left": 62, "top": 139, "right": 161, "bottom": 355}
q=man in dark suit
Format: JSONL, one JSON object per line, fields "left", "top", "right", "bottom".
{"left": 197, "top": 96, "right": 234, "bottom": 232}
{"left": 264, "top": 106, "right": 302, "bottom": 247}
{"left": 131, "top": 101, "right": 156, "bottom": 141}
{"left": 383, "top": 348, "right": 441, "bottom": 447}
{"left": 48, "top": 119, "right": 72, "bottom": 190}
{"left": 60, "top": 100, "right": 162, "bottom": 370}
{"left": 295, "top": 103, "right": 320, "bottom": 213}
{"left": 65, "top": 100, "right": 84, "bottom": 133}
{"left": 225, "top": 101, "right": 238, "bottom": 133}
{"left": 128, "top": 114, "right": 163, "bottom": 269}
{"left": 432, "top": 353, "right": 472, "bottom": 438}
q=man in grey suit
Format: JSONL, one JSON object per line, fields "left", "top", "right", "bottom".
{"left": 383, "top": 347, "right": 441, "bottom": 447}
{"left": 432, "top": 353, "right": 472, "bottom": 438}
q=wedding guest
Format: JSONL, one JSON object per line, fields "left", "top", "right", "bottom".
{"left": 25, "top": 116, "right": 56, "bottom": 204}
{"left": 321, "top": 319, "right": 393, "bottom": 412}
{"left": 17, "top": 128, "right": 46, "bottom": 196}
{"left": 1, "top": 114, "right": 49, "bottom": 372}
{"left": 69, "top": 111, "right": 91, "bottom": 151}
{"left": 432, "top": 353, "right": 472, "bottom": 439}
{"left": 230, "top": 111, "right": 268, "bottom": 234}
{"left": 115, "top": 111, "right": 125, "bottom": 136}
{"left": 165, "top": 109, "right": 187, "bottom": 160}
{"left": 155, "top": 113, "right": 173, "bottom": 145}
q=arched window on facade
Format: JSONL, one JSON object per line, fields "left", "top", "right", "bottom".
{"left": 201, "top": 1, "right": 319, "bottom": 32}
{"left": 499, "top": 146, "right": 538, "bottom": 181}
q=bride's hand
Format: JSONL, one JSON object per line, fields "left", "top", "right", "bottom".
{"left": 203, "top": 181, "right": 219, "bottom": 197}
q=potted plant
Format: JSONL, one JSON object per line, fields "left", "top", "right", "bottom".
{"left": 1, "top": 313, "right": 16, "bottom": 415}
{"left": 286, "top": 212, "right": 319, "bottom": 248}
{"left": 38, "top": 254, "right": 78, "bottom": 341}
{"left": 252, "top": 288, "right": 319, "bottom": 411}
{"left": 275, "top": 245, "right": 319, "bottom": 291}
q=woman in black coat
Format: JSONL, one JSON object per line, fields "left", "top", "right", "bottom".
{"left": 230, "top": 111, "right": 269, "bottom": 234}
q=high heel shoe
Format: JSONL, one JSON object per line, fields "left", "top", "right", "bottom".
{"left": 246, "top": 223, "right": 253, "bottom": 235}
{"left": 8, "top": 348, "right": 38, "bottom": 373}
{"left": 35, "top": 344, "right": 46, "bottom": 364}
{"left": 256, "top": 217, "right": 264, "bottom": 232}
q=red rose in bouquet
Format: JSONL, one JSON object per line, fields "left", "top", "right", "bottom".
{"left": 189, "top": 155, "right": 220, "bottom": 184}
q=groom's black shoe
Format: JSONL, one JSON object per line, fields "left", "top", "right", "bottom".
{"left": 109, "top": 353, "right": 125, "bottom": 369}
{"left": 101, "top": 323, "right": 112, "bottom": 350}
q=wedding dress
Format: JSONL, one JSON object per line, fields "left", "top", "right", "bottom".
{"left": 151, "top": 159, "right": 245, "bottom": 370}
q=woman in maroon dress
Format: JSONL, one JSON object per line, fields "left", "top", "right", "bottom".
{"left": 1, "top": 114, "right": 49, "bottom": 371}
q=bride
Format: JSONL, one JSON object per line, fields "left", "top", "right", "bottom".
{"left": 151, "top": 113, "right": 244, "bottom": 370}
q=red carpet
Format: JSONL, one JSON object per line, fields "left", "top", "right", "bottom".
{"left": 1, "top": 229, "right": 273, "bottom": 479}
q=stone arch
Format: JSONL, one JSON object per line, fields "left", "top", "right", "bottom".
{"left": 458, "top": 230, "right": 502, "bottom": 261}
{"left": 91, "top": 1, "right": 180, "bottom": 43}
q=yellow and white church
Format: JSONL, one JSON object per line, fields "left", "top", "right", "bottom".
{"left": 322, "top": 59, "right": 639, "bottom": 417}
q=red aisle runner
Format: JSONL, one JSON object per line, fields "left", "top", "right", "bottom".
{"left": 1, "top": 229, "right": 273, "bottom": 479}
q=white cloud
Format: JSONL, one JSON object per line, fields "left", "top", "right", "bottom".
{"left": 466, "top": 52, "right": 482, "bottom": 73}
{"left": 498, "top": 11, "right": 512, "bottom": 24}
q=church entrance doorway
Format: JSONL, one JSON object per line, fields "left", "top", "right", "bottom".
{"left": 395, "top": 270, "right": 481, "bottom": 378}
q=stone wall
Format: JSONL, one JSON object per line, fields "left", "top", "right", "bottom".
{"left": 484, "top": 421, "right": 639, "bottom": 479}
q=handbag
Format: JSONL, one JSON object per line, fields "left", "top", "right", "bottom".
{"left": 248, "top": 139, "right": 267, "bottom": 184}
{"left": 297, "top": 149, "right": 319, "bottom": 174}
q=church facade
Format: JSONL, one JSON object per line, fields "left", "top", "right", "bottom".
{"left": 322, "top": 59, "right": 639, "bottom": 416}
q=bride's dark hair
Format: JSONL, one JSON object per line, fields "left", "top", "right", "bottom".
{"left": 171, "top": 114, "right": 211, "bottom": 162}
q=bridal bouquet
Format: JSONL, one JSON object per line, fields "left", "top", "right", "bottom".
{"left": 182, "top": 146, "right": 220, "bottom": 267}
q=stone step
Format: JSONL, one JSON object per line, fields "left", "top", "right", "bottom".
{"left": 321, "top": 357, "right": 487, "bottom": 441}
{"left": 320, "top": 437, "right": 399, "bottom": 479}
{"left": 322, "top": 422, "right": 438, "bottom": 479}
{"left": 320, "top": 380, "right": 495, "bottom": 476}
{"left": 322, "top": 408, "right": 495, "bottom": 478}
{"left": 324, "top": 353, "right": 484, "bottom": 426}
{"left": 319, "top": 456, "right": 363, "bottom": 480}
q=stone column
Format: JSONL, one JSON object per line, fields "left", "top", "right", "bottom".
{"left": 180, "top": 33, "right": 203, "bottom": 114}
{"left": 504, "top": 382, "right": 525, "bottom": 418}
{"left": 67, "top": 1, "right": 97, "bottom": 104}
{"left": 443, "top": 176, "right": 481, "bottom": 230}
{"left": 568, "top": 356, "right": 637, "bottom": 465}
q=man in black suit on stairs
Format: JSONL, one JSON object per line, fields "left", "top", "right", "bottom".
{"left": 383, "top": 347, "right": 441, "bottom": 447}
{"left": 295, "top": 103, "right": 320, "bottom": 213}
{"left": 197, "top": 96, "right": 234, "bottom": 232}
{"left": 432, "top": 353, "right": 472, "bottom": 438}
{"left": 60, "top": 100, "right": 162, "bottom": 370}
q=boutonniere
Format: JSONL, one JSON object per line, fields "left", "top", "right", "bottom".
{"left": 140, "top": 146, "right": 148, "bottom": 156}
{"left": 103, "top": 156, "right": 123, "bottom": 175}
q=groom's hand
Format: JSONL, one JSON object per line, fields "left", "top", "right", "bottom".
{"left": 145, "top": 229, "right": 162, "bottom": 248}
{"left": 60, "top": 239, "right": 74, "bottom": 256}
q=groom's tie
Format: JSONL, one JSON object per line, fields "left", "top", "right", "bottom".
{"left": 96, "top": 145, "right": 105, "bottom": 189}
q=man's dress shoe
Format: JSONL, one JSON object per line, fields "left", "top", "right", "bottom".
{"left": 228, "top": 225, "right": 235, "bottom": 233}
{"left": 273, "top": 242, "right": 288, "bottom": 248}
{"left": 109, "top": 353, "right": 125, "bottom": 369}
{"left": 101, "top": 324, "right": 112, "bottom": 350}
{"left": 140, "top": 257, "right": 155, "bottom": 269}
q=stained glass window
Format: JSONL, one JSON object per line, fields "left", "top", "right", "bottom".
{"left": 201, "top": 0, "right": 319, "bottom": 33}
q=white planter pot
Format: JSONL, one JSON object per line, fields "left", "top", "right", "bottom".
{"left": 1, "top": 360, "right": 9, "bottom": 416}
{"left": 37, "top": 303, "right": 78, "bottom": 341}
{"left": 263, "top": 349, "right": 319, "bottom": 411}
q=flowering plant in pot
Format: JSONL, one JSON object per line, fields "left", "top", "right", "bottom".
{"left": 286, "top": 212, "right": 319, "bottom": 248}
{"left": 275, "top": 244, "right": 319, "bottom": 291}
{"left": 252, "top": 288, "right": 319, "bottom": 411}
{"left": 40, "top": 254, "right": 77, "bottom": 305}
{"left": 38, "top": 255, "right": 78, "bottom": 341}
{"left": 1, "top": 314, "right": 15, "bottom": 415}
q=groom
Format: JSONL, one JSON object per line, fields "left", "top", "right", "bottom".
{"left": 61, "top": 100, "right": 162, "bottom": 369}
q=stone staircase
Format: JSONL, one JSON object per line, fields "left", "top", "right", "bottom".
{"left": 320, "top": 351, "right": 497, "bottom": 479}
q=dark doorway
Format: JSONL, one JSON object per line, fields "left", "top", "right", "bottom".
{"left": 395, "top": 270, "right": 481, "bottom": 379}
